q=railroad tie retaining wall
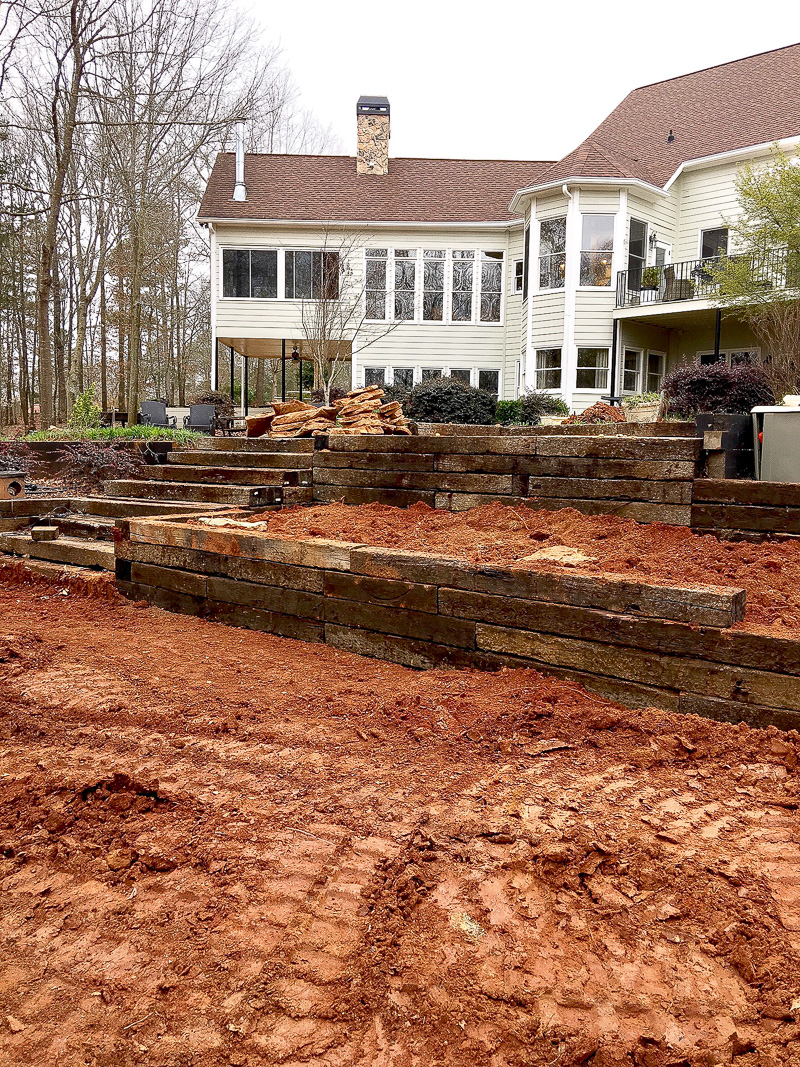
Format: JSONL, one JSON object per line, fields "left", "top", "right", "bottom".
{"left": 692, "top": 479, "right": 800, "bottom": 539}
{"left": 312, "top": 433, "right": 701, "bottom": 525}
{"left": 115, "top": 514, "right": 800, "bottom": 731}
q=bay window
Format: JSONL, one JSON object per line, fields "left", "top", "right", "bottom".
{"left": 423, "top": 250, "right": 445, "bottom": 321}
{"left": 576, "top": 347, "right": 609, "bottom": 389}
{"left": 480, "top": 252, "right": 503, "bottom": 322}
{"left": 539, "top": 218, "right": 566, "bottom": 289}
{"left": 451, "top": 251, "right": 474, "bottom": 321}
{"left": 222, "top": 249, "right": 278, "bottom": 299}
{"left": 365, "top": 248, "right": 388, "bottom": 320}
{"left": 534, "top": 348, "right": 561, "bottom": 389}
{"left": 580, "top": 215, "right": 614, "bottom": 286}
{"left": 394, "top": 249, "right": 416, "bottom": 320}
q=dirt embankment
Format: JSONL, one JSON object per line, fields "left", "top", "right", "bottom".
{"left": 237, "top": 501, "right": 800, "bottom": 636}
{"left": 1, "top": 580, "right": 800, "bottom": 1065}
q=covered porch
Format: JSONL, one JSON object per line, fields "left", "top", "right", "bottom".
{"left": 612, "top": 300, "right": 762, "bottom": 397}
{"left": 213, "top": 337, "right": 353, "bottom": 415}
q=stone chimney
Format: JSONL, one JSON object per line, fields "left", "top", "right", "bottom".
{"left": 356, "top": 96, "right": 390, "bottom": 175}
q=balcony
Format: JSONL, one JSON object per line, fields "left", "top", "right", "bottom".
{"left": 615, "top": 249, "right": 800, "bottom": 309}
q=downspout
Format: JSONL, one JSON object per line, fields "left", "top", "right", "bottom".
{"left": 561, "top": 184, "right": 578, "bottom": 411}
{"left": 610, "top": 318, "right": 619, "bottom": 399}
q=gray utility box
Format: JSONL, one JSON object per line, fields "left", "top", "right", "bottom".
{"left": 752, "top": 406, "right": 800, "bottom": 481}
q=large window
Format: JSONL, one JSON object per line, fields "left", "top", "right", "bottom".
{"left": 422, "top": 250, "right": 445, "bottom": 321}
{"left": 365, "top": 248, "right": 388, "bottom": 320}
{"left": 539, "top": 217, "right": 566, "bottom": 290}
{"left": 576, "top": 347, "right": 609, "bottom": 389}
{"left": 222, "top": 249, "right": 278, "bottom": 299}
{"left": 285, "top": 250, "right": 339, "bottom": 300}
{"left": 451, "top": 251, "right": 474, "bottom": 321}
{"left": 580, "top": 215, "right": 614, "bottom": 286}
{"left": 480, "top": 252, "right": 503, "bottom": 322}
{"left": 535, "top": 349, "right": 561, "bottom": 389}
{"left": 628, "top": 219, "right": 647, "bottom": 288}
{"left": 478, "top": 369, "right": 499, "bottom": 396}
{"left": 701, "top": 227, "right": 729, "bottom": 260}
{"left": 394, "top": 249, "right": 416, "bottom": 320}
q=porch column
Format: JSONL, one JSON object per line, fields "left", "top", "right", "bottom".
{"left": 714, "top": 309, "right": 722, "bottom": 362}
{"left": 229, "top": 346, "right": 235, "bottom": 400}
{"left": 281, "top": 339, "right": 286, "bottom": 401}
{"left": 243, "top": 355, "right": 249, "bottom": 416}
{"left": 212, "top": 339, "right": 219, "bottom": 391}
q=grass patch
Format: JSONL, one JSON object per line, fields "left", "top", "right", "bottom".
{"left": 10, "top": 426, "right": 202, "bottom": 445}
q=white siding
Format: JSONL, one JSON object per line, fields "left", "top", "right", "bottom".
{"left": 578, "top": 189, "right": 620, "bottom": 213}
{"left": 672, "top": 161, "right": 742, "bottom": 261}
{"left": 535, "top": 193, "right": 568, "bottom": 220}
{"left": 574, "top": 290, "right": 615, "bottom": 346}
{"left": 529, "top": 292, "right": 565, "bottom": 347}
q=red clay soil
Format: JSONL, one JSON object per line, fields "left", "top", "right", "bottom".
{"left": 241, "top": 502, "right": 800, "bottom": 636}
{"left": 2, "top": 578, "right": 800, "bottom": 1065}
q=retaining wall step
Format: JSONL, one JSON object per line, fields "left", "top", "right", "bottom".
{"left": 103, "top": 480, "right": 282, "bottom": 506}
{"left": 68, "top": 496, "right": 230, "bottom": 518}
{"left": 144, "top": 465, "right": 308, "bottom": 487}
{"left": 188, "top": 438, "right": 315, "bottom": 453}
{"left": 168, "top": 450, "right": 313, "bottom": 469}
{"left": 0, "top": 532, "right": 115, "bottom": 570}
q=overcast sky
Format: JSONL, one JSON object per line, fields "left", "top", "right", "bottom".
{"left": 249, "top": 0, "right": 798, "bottom": 162}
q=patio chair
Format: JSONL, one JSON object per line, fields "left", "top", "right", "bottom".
{"left": 139, "top": 400, "right": 177, "bottom": 428}
{"left": 662, "top": 265, "right": 693, "bottom": 302}
{"left": 183, "top": 404, "right": 217, "bottom": 434}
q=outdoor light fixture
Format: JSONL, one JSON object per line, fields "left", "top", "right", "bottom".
{"left": 291, "top": 346, "right": 300, "bottom": 362}
{"left": 649, "top": 231, "right": 658, "bottom": 248}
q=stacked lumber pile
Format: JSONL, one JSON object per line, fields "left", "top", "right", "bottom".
{"left": 269, "top": 400, "right": 337, "bottom": 439}
{"left": 329, "top": 387, "right": 412, "bottom": 436}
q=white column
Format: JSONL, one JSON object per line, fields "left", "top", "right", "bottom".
{"left": 561, "top": 187, "right": 581, "bottom": 410}
{"left": 611, "top": 190, "right": 628, "bottom": 395}
{"left": 209, "top": 224, "right": 218, "bottom": 389}
{"left": 523, "top": 202, "right": 536, "bottom": 392}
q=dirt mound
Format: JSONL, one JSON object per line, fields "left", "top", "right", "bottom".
{"left": 239, "top": 501, "right": 800, "bottom": 636}
{"left": 1, "top": 580, "right": 800, "bottom": 1064}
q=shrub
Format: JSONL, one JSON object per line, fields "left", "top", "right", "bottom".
{"left": 17, "top": 425, "right": 201, "bottom": 444}
{"left": 57, "top": 441, "right": 145, "bottom": 491}
{"left": 188, "top": 389, "right": 234, "bottom": 417}
{"left": 496, "top": 400, "right": 521, "bottom": 425}
{"left": 662, "top": 360, "right": 774, "bottom": 416}
{"left": 518, "top": 390, "right": 570, "bottom": 425}
{"left": 311, "top": 386, "right": 348, "bottom": 404}
{"left": 382, "top": 383, "right": 412, "bottom": 405}
{"left": 622, "top": 391, "right": 661, "bottom": 408}
{"left": 404, "top": 377, "right": 497, "bottom": 425}
{"left": 68, "top": 387, "right": 102, "bottom": 431}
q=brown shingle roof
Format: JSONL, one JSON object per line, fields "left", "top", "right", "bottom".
{"left": 528, "top": 43, "right": 800, "bottom": 190}
{"left": 198, "top": 154, "right": 554, "bottom": 224}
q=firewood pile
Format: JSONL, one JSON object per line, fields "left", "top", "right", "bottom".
{"left": 265, "top": 388, "right": 411, "bottom": 438}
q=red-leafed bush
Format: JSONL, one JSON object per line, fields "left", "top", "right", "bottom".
{"left": 662, "top": 360, "right": 774, "bottom": 416}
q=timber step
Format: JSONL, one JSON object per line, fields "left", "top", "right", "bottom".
{"left": 191, "top": 438, "right": 315, "bottom": 453}
{"left": 67, "top": 496, "right": 230, "bottom": 519}
{"left": 103, "top": 479, "right": 283, "bottom": 506}
{"left": 0, "top": 531, "right": 115, "bottom": 571}
{"left": 168, "top": 449, "right": 313, "bottom": 469}
{"left": 144, "top": 465, "right": 309, "bottom": 487}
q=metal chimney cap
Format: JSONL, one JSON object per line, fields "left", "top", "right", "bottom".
{"left": 357, "top": 96, "right": 390, "bottom": 116}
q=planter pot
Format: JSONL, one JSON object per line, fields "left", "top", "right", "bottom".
{"left": 539, "top": 415, "right": 568, "bottom": 426}
{"left": 625, "top": 403, "right": 659, "bottom": 424}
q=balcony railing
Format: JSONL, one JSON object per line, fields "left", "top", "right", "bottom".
{"left": 615, "top": 249, "right": 800, "bottom": 309}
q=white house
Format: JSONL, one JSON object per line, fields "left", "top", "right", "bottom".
{"left": 198, "top": 44, "right": 800, "bottom": 413}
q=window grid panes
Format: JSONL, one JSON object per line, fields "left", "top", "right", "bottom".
{"left": 576, "top": 348, "right": 610, "bottom": 389}
{"left": 222, "top": 249, "right": 278, "bottom": 299}
{"left": 364, "top": 368, "right": 385, "bottom": 387}
{"left": 394, "top": 249, "right": 416, "bottom": 321}
{"left": 701, "top": 228, "right": 729, "bottom": 260}
{"left": 478, "top": 370, "right": 499, "bottom": 396}
{"left": 285, "top": 250, "right": 339, "bottom": 300}
{"left": 535, "top": 349, "right": 561, "bottom": 390}
{"left": 580, "top": 215, "right": 614, "bottom": 287}
{"left": 393, "top": 368, "right": 414, "bottom": 389}
{"left": 647, "top": 352, "right": 665, "bottom": 392}
{"left": 365, "top": 249, "right": 388, "bottom": 320}
{"left": 539, "top": 218, "right": 566, "bottom": 290}
{"left": 623, "top": 349, "right": 641, "bottom": 392}
{"left": 480, "top": 252, "right": 503, "bottom": 322}
{"left": 451, "top": 251, "right": 474, "bottom": 322}
{"left": 422, "top": 250, "right": 445, "bottom": 321}
{"left": 514, "top": 259, "right": 524, "bottom": 294}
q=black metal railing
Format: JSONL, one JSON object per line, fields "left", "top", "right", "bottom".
{"left": 615, "top": 248, "right": 800, "bottom": 308}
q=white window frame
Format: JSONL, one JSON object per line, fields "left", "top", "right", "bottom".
{"left": 576, "top": 347, "right": 611, "bottom": 392}
{"left": 698, "top": 227, "right": 730, "bottom": 260}
{"left": 537, "top": 216, "right": 567, "bottom": 293}
{"left": 533, "top": 347, "right": 562, "bottom": 392}
{"left": 697, "top": 348, "right": 761, "bottom": 367}
{"left": 644, "top": 350, "right": 666, "bottom": 393}
{"left": 513, "top": 258, "right": 524, "bottom": 294}
{"left": 622, "top": 347, "right": 643, "bottom": 394}
{"left": 364, "top": 247, "right": 390, "bottom": 323}
{"left": 578, "top": 214, "right": 615, "bottom": 289}
{"left": 219, "top": 246, "right": 281, "bottom": 300}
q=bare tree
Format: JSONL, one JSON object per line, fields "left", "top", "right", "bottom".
{"left": 299, "top": 230, "right": 399, "bottom": 405}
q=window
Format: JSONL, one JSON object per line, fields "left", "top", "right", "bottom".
{"left": 522, "top": 226, "right": 530, "bottom": 299}
{"left": 451, "top": 251, "right": 474, "bottom": 321}
{"left": 392, "top": 367, "right": 414, "bottom": 389}
{"left": 421, "top": 367, "right": 443, "bottom": 380}
{"left": 730, "top": 350, "right": 754, "bottom": 366}
{"left": 699, "top": 349, "right": 758, "bottom": 368}
{"left": 628, "top": 219, "right": 647, "bottom": 288}
{"left": 480, "top": 252, "right": 503, "bottom": 322}
{"left": 222, "top": 249, "right": 278, "bottom": 299}
{"left": 450, "top": 368, "right": 471, "bottom": 384}
{"left": 539, "top": 217, "right": 566, "bottom": 290}
{"left": 535, "top": 349, "right": 561, "bottom": 390}
{"left": 580, "top": 215, "right": 614, "bottom": 286}
{"left": 285, "top": 250, "right": 339, "bottom": 300}
{"left": 478, "top": 369, "right": 499, "bottom": 396}
{"left": 623, "top": 349, "right": 641, "bottom": 392}
{"left": 365, "top": 248, "right": 388, "bottom": 320}
{"left": 701, "top": 228, "right": 728, "bottom": 260}
{"left": 394, "top": 249, "right": 416, "bottom": 320}
{"left": 576, "top": 348, "right": 609, "bottom": 389}
{"left": 513, "top": 258, "right": 524, "bottom": 294}
{"left": 364, "top": 368, "right": 385, "bottom": 387}
{"left": 646, "top": 352, "right": 665, "bottom": 391}
{"left": 422, "top": 250, "right": 445, "bottom": 321}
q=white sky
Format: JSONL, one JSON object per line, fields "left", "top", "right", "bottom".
{"left": 246, "top": 0, "right": 799, "bottom": 161}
